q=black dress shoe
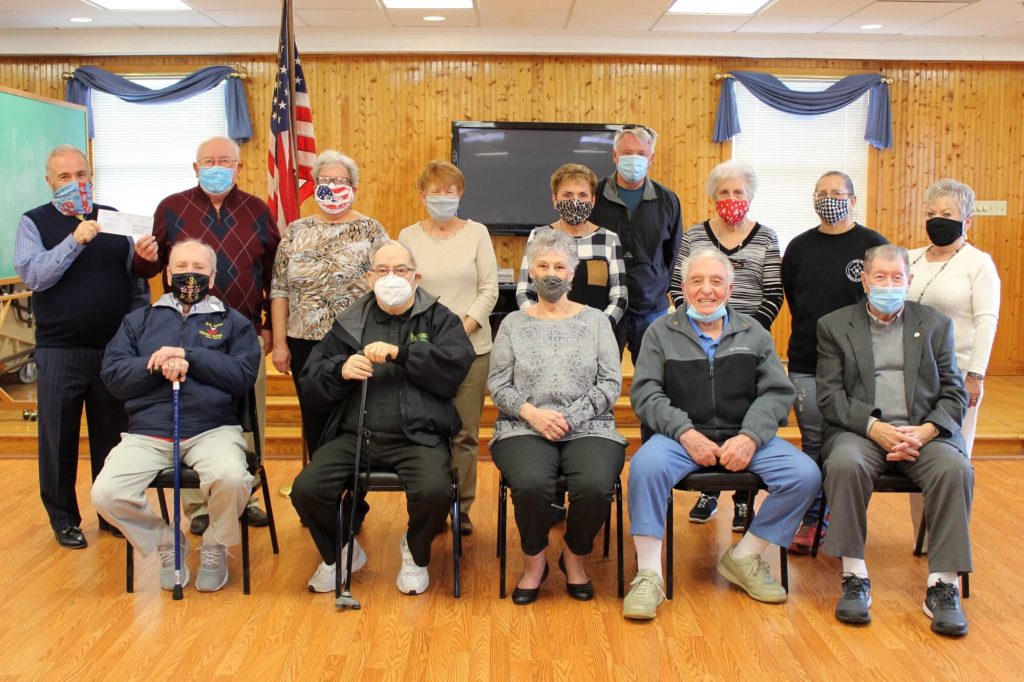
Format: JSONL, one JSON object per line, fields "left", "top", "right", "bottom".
{"left": 558, "top": 554, "right": 594, "bottom": 601}
{"left": 189, "top": 514, "right": 210, "bottom": 536}
{"left": 512, "top": 564, "right": 549, "bottom": 605}
{"left": 55, "top": 526, "right": 87, "bottom": 549}
{"left": 459, "top": 514, "right": 473, "bottom": 536}
{"left": 244, "top": 506, "right": 270, "bottom": 527}
{"left": 98, "top": 518, "right": 125, "bottom": 539}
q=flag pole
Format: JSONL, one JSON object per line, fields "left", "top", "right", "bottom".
{"left": 284, "top": 0, "right": 300, "bottom": 197}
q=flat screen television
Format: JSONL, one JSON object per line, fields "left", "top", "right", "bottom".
{"left": 451, "top": 121, "right": 622, "bottom": 235}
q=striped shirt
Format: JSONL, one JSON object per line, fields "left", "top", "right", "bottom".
{"left": 669, "top": 221, "right": 783, "bottom": 330}
{"left": 515, "top": 225, "right": 628, "bottom": 324}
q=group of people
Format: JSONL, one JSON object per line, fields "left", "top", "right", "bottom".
{"left": 15, "top": 123, "right": 999, "bottom": 638}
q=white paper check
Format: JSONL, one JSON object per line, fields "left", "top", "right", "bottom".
{"left": 97, "top": 209, "right": 154, "bottom": 239}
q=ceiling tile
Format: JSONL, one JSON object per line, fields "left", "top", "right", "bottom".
{"left": 652, "top": 14, "right": 749, "bottom": 32}
{"left": 200, "top": 10, "right": 303, "bottom": 27}
{"left": 903, "top": 0, "right": 1022, "bottom": 36}
{"left": 478, "top": 0, "right": 570, "bottom": 29}
{"left": 293, "top": 8, "right": 391, "bottom": 27}
{"left": 566, "top": 0, "right": 667, "bottom": 31}
{"left": 985, "top": 19, "right": 1024, "bottom": 36}
{"left": 386, "top": 8, "right": 477, "bottom": 27}
{"left": 736, "top": 15, "right": 842, "bottom": 33}
{"left": 821, "top": 16, "right": 933, "bottom": 34}
{"left": 850, "top": 1, "right": 970, "bottom": 20}
{"left": 757, "top": 0, "right": 872, "bottom": 18}
{"left": 107, "top": 10, "right": 222, "bottom": 27}
{"left": 184, "top": 0, "right": 281, "bottom": 9}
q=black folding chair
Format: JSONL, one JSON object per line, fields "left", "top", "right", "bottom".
{"left": 666, "top": 468, "right": 787, "bottom": 600}
{"left": 126, "top": 389, "right": 280, "bottom": 595}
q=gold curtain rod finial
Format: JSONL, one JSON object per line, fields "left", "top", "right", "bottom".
{"left": 713, "top": 73, "right": 733, "bottom": 81}
{"left": 61, "top": 72, "right": 74, "bottom": 81}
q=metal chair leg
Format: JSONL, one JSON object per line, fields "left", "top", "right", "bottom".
{"left": 451, "top": 480, "right": 462, "bottom": 598}
{"left": 498, "top": 478, "right": 508, "bottom": 598}
{"left": 616, "top": 480, "right": 624, "bottom": 598}
{"left": 810, "top": 494, "right": 828, "bottom": 558}
{"left": 241, "top": 511, "right": 251, "bottom": 595}
{"left": 157, "top": 488, "right": 170, "bottom": 523}
{"left": 780, "top": 546, "right": 789, "bottom": 593}
{"left": 126, "top": 541, "right": 134, "bottom": 593}
{"left": 260, "top": 468, "right": 280, "bottom": 554}
{"left": 666, "top": 491, "right": 674, "bottom": 600}
{"left": 913, "top": 510, "right": 927, "bottom": 556}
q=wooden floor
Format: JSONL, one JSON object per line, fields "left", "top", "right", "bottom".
{"left": 1, "top": 457, "right": 1022, "bottom": 681}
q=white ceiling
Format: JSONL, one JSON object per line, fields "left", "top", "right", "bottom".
{"left": 0, "top": 0, "right": 1022, "bottom": 60}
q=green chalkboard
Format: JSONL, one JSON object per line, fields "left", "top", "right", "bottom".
{"left": 0, "top": 87, "right": 88, "bottom": 282}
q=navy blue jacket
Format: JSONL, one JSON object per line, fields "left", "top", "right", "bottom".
{"left": 101, "top": 296, "right": 261, "bottom": 440}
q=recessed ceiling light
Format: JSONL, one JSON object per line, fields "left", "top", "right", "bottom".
{"left": 382, "top": 0, "right": 472, "bottom": 8}
{"left": 667, "top": 0, "right": 770, "bottom": 15}
{"left": 68, "top": 17, "right": 93, "bottom": 23}
{"left": 423, "top": 15, "right": 446, "bottom": 22}
{"left": 860, "top": 24, "right": 883, "bottom": 30}
{"left": 83, "top": 0, "right": 191, "bottom": 10}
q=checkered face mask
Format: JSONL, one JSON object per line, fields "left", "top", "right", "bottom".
{"left": 814, "top": 196, "right": 851, "bottom": 224}
{"left": 555, "top": 199, "right": 593, "bottom": 226}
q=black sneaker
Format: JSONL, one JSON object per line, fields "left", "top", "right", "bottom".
{"left": 835, "top": 574, "right": 872, "bottom": 624}
{"left": 924, "top": 580, "right": 968, "bottom": 636}
{"left": 731, "top": 503, "right": 752, "bottom": 532}
{"left": 688, "top": 494, "right": 718, "bottom": 524}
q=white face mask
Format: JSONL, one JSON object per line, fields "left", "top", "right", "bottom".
{"left": 374, "top": 274, "right": 414, "bottom": 307}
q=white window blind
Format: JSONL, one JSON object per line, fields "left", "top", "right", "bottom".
{"left": 91, "top": 77, "right": 228, "bottom": 215}
{"left": 731, "top": 78, "right": 869, "bottom": 254}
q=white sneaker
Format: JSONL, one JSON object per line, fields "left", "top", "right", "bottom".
{"left": 307, "top": 539, "right": 367, "bottom": 593}
{"left": 158, "top": 530, "right": 192, "bottom": 592}
{"left": 396, "top": 534, "right": 429, "bottom": 595}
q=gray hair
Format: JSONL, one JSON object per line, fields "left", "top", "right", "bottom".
{"left": 46, "top": 144, "right": 89, "bottom": 175}
{"left": 706, "top": 160, "right": 758, "bottom": 200}
{"left": 370, "top": 240, "right": 417, "bottom": 270}
{"left": 864, "top": 244, "right": 909, "bottom": 274}
{"left": 817, "top": 170, "right": 855, "bottom": 196}
{"left": 195, "top": 136, "right": 240, "bottom": 162}
{"left": 169, "top": 238, "right": 217, "bottom": 272}
{"left": 526, "top": 229, "right": 579, "bottom": 271}
{"left": 312, "top": 150, "right": 360, "bottom": 187}
{"left": 613, "top": 125, "right": 658, "bottom": 154}
{"left": 679, "top": 248, "right": 735, "bottom": 286}
{"left": 924, "top": 178, "right": 975, "bottom": 219}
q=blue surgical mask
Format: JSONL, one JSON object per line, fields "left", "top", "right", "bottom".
{"left": 51, "top": 180, "right": 93, "bottom": 216}
{"left": 198, "top": 166, "right": 235, "bottom": 195}
{"left": 867, "top": 286, "right": 906, "bottom": 315}
{"left": 425, "top": 195, "right": 460, "bottom": 222}
{"left": 616, "top": 155, "right": 649, "bottom": 183}
{"left": 686, "top": 302, "right": 727, "bottom": 324}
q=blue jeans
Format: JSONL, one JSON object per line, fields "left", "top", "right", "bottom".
{"left": 790, "top": 371, "right": 825, "bottom": 525}
{"left": 627, "top": 433, "right": 820, "bottom": 548}
{"left": 614, "top": 308, "right": 666, "bottom": 367}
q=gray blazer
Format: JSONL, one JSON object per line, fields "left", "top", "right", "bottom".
{"left": 815, "top": 301, "right": 968, "bottom": 456}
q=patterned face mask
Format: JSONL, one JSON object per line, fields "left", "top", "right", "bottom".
{"left": 555, "top": 198, "right": 593, "bottom": 226}
{"left": 315, "top": 183, "right": 354, "bottom": 215}
{"left": 51, "top": 180, "right": 93, "bottom": 217}
{"left": 169, "top": 272, "right": 210, "bottom": 305}
{"left": 814, "top": 196, "right": 851, "bottom": 224}
{"left": 715, "top": 199, "right": 749, "bottom": 225}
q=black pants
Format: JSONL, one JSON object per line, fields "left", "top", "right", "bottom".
{"left": 287, "top": 336, "right": 333, "bottom": 455}
{"left": 36, "top": 346, "right": 127, "bottom": 530}
{"left": 290, "top": 431, "right": 453, "bottom": 567}
{"left": 492, "top": 435, "right": 625, "bottom": 556}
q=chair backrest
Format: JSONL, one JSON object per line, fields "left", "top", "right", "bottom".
{"left": 236, "top": 388, "right": 261, "bottom": 464}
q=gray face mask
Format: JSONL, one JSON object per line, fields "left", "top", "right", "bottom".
{"left": 533, "top": 274, "right": 572, "bottom": 303}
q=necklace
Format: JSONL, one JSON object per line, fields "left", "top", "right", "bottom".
{"left": 911, "top": 242, "right": 965, "bottom": 303}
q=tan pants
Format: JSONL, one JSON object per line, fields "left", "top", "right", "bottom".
{"left": 451, "top": 353, "right": 489, "bottom": 515}
{"left": 183, "top": 340, "right": 266, "bottom": 519}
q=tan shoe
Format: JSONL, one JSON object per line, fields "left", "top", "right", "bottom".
{"left": 623, "top": 570, "right": 666, "bottom": 620}
{"left": 717, "top": 546, "right": 787, "bottom": 603}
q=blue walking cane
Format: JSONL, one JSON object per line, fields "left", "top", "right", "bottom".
{"left": 171, "top": 379, "right": 184, "bottom": 601}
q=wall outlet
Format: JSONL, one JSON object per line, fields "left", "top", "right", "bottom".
{"left": 974, "top": 200, "right": 1007, "bottom": 216}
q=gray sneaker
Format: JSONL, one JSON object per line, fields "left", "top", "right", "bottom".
{"left": 158, "top": 531, "right": 191, "bottom": 591}
{"left": 924, "top": 580, "right": 968, "bottom": 637}
{"left": 623, "top": 570, "right": 666, "bottom": 620}
{"left": 835, "top": 574, "right": 872, "bottom": 624}
{"left": 717, "top": 547, "right": 787, "bottom": 603}
{"left": 196, "top": 543, "right": 229, "bottom": 592}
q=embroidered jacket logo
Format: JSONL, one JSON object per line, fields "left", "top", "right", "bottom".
{"left": 408, "top": 331, "right": 430, "bottom": 343}
{"left": 199, "top": 321, "right": 225, "bottom": 340}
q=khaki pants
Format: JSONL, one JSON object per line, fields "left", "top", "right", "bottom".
{"left": 451, "top": 353, "right": 489, "bottom": 515}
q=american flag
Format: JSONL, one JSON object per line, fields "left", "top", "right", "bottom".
{"left": 267, "top": 5, "right": 317, "bottom": 228}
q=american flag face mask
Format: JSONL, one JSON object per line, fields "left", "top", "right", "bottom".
{"left": 314, "top": 182, "right": 354, "bottom": 215}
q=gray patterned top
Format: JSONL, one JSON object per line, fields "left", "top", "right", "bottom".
{"left": 487, "top": 306, "right": 626, "bottom": 445}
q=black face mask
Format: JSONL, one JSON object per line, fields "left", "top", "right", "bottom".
{"left": 925, "top": 217, "right": 963, "bottom": 247}
{"left": 169, "top": 272, "right": 210, "bottom": 305}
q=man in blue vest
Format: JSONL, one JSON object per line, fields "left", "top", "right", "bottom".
{"left": 14, "top": 144, "right": 158, "bottom": 549}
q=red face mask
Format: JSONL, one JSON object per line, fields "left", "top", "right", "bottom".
{"left": 715, "top": 198, "right": 749, "bottom": 225}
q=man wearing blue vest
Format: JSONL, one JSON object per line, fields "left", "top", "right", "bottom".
{"left": 14, "top": 144, "right": 158, "bottom": 549}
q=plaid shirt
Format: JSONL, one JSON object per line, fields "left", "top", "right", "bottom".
{"left": 134, "top": 185, "right": 280, "bottom": 331}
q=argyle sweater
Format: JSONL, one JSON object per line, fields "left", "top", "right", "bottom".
{"left": 134, "top": 185, "right": 280, "bottom": 331}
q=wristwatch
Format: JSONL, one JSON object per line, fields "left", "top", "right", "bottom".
{"left": 967, "top": 371, "right": 984, "bottom": 380}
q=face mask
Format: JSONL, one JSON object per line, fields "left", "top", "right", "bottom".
{"left": 867, "top": 286, "right": 906, "bottom": 315}
{"left": 685, "top": 301, "right": 727, "bottom": 324}
{"left": 616, "top": 155, "right": 649, "bottom": 183}
{"left": 315, "top": 183, "right": 354, "bottom": 215}
{"left": 51, "top": 180, "right": 93, "bottom": 217}
{"left": 169, "top": 272, "right": 210, "bottom": 305}
{"left": 198, "top": 166, "right": 235, "bottom": 195}
{"left": 374, "top": 273, "right": 414, "bottom": 308}
{"left": 925, "top": 217, "right": 963, "bottom": 247}
{"left": 814, "top": 196, "right": 851, "bottom": 225}
{"left": 555, "top": 198, "right": 593, "bottom": 226}
{"left": 533, "top": 274, "right": 572, "bottom": 303}
{"left": 425, "top": 195, "right": 460, "bottom": 222}
{"left": 715, "top": 199, "right": 749, "bottom": 225}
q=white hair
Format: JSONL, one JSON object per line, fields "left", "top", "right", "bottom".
{"left": 924, "top": 178, "right": 975, "bottom": 219}
{"left": 370, "top": 240, "right": 417, "bottom": 270}
{"left": 169, "top": 238, "right": 218, "bottom": 272}
{"left": 706, "top": 160, "right": 758, "bottom": 200}
{"left": 613, "top": 125, "right": 658, "bottom": 154}
{"left": 680, "top": 248, "right": 735, "bottom": 286}
{"left": 864, "top": 244, "right": 910, "bottom": 275}
{"left": 312, "top": 150, "right": 360, "bottom": 187}
{"left": 526, "top": 229, "right": 579, "bottom": 271}
{"left": 195, "top": 136, "right": 240, "bottom": 162}
{"left": 46, "top": 144, "right": 89, "bottom": 175}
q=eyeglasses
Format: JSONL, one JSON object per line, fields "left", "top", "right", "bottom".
{"left": 197, "top": 157, "right": 239, "bottom": 169}
{"left": 371, "top": 266, "right": 413, "bottom": 277}
{"left": 316, "top": 176, "right": 353, "bottom": 187}
{"left": 813, "top": 191, "right": 853, "bottom": 200}
{"left": 621, "top": 124, "right": 655, "bottom": 136}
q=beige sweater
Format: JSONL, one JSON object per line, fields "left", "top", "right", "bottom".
{"left": 399, "top": 219, "right": 499, "bottom": 354}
